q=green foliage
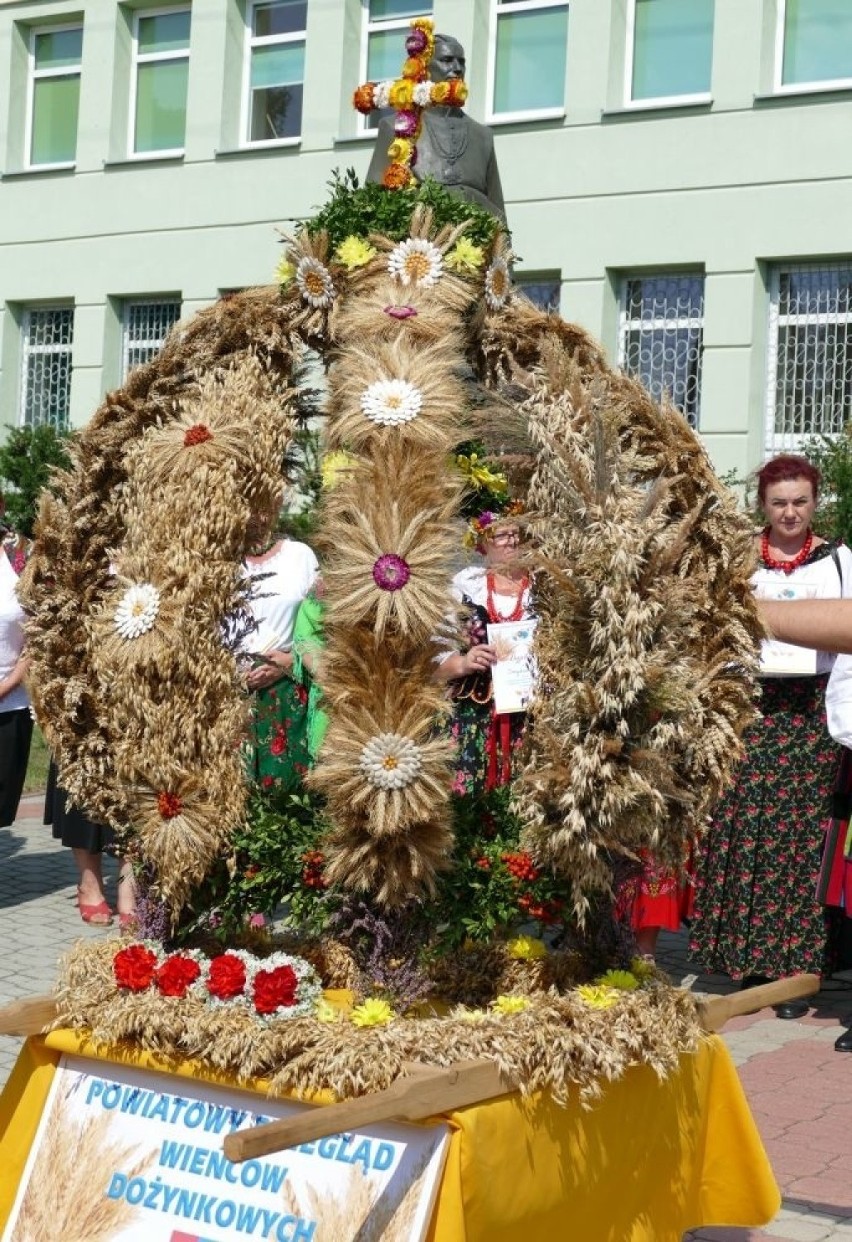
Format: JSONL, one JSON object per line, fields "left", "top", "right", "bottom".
{"left": 0, "top": 423, "right": 71, "bottom": 538}
{"left": 280, "top": 425, "right": 324, "bottom": 544}
{"left": 305, "top": 168, "right": 501, "bottom": 251}
{"left": 801, "top": 431, "right": 852, "bottom": 545}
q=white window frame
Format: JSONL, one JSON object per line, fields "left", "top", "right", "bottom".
{"left": 357, "top": 1, "right": 432, "bottom": 136}
{"left": 764, "top": 261, "right": 852, "bottom": 457}
{"left": 25, "top": 21, "right": 83, "bottom": 170}
{"left": 121, "top": 297, "right": 181, "bottom": 379}
{"left": 773, "top": 0, "right": 852, "bottom": 95}
{"left": 241, "top": 0, "right": 307, "bottom": 149}
{"left": 128, "top": 4, "right": 191, "bottom": 159}
{"left": 617, "top": 272, "right": 705, "bottom": 429}
{"left": 486, "top": 0, "right": 568, "bottom": 124}
{"left": 623, "top": 0, "right": 713, "bottom": 110}
{"left": 20, "top": 304, "right": 75, "bottom": 430}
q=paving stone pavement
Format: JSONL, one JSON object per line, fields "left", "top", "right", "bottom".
{"left": 1, "top": 797, "right": 852, "bottom": 1239}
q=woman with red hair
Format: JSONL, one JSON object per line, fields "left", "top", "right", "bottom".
{"left": 690, "top": 454, "right": 852, "bottom": 1012}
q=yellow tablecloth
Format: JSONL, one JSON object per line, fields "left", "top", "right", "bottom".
{"left": 0, "top": 1030, "right": 779, "bottom": 1242}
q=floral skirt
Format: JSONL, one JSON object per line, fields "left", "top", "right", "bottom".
{"left": 247, "top": 675, "right": 310, "bottom": 795}
{"left": 449, "top": 697, "right": 527, "bottom": 799}
{"left": 626, "top": 849, "right": 695, "bottom": 932}
{"left": 689, "top": 675, "right": 840, "bottom": 980}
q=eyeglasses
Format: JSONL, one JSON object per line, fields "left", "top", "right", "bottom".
{"left": 492, "top": 530, "right": 520, "bottom": 544}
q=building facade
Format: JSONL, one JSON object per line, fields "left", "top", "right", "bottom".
{"left": 0, "top": 0, "right": 850, "bottom": 478}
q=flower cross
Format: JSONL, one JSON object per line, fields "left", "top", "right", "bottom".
{"left": 352, "top": 18, "right": 468, "bottom": 189}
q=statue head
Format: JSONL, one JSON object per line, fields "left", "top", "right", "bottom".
{"left": 428, "top": 34, "right": 465, "bottom": 84}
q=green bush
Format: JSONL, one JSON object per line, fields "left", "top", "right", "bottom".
{"left": 0, "top": 424, "right": 71, "bottom": 538}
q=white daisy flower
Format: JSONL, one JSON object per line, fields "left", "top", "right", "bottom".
{"left": 373, "top": 81, "right": 391, "bottom": 110}
{"left": 359, "top": 732, "right": 423, "bottom": 791}
{"left": 387, "top": 237, "right": 443, "bottom": 288}
{"left": 412, "top": 81, "right": 433, "bottom": 107}
{"left": 296, "top": 255, "right": 335, "bottom": 309}
{"left": 360, "top": 378, "right": 423, "bottom": 426}
{"left": 484, "top": 256, "right": 512, "bottom": 310}
{"left": 114, "top": 583, "right": 160, "bottom": 640}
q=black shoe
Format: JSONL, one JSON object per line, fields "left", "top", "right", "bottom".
{"left": 835, "top": 1028, "right": 852, "bottom": 1052}
{"left": 774, "top": 1000, "right": 809, "bottom": 1020}
{"left": 739, "top": 974, "right": 772, "bottom": 991}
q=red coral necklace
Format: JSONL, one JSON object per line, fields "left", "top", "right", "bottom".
{"left": 760, "top": 528, "right": 814, "bottom": 575}
{"left": 486, "top": 572, "right": 528, "bottom": 622}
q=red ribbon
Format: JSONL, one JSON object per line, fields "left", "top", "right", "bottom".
{"left": 485, "top": 706, "right": 513, "bottom": 790}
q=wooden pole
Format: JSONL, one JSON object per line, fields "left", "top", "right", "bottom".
{"left": 0, "top": 994, "right": 57, "bottom": 1036}
{"left": 697, "top": 973, "right": 819, "bottom": 1032}
{"left": 223, "top": 1059, "right": 512, "bottom": 1164}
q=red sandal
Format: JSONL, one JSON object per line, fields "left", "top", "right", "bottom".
{"left": 77, "top": 892, "right": 113, "bottom": 926}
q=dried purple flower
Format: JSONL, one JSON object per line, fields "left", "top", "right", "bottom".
{"left": 372, "top": 553, "right": 411, "bottom": 592}
{"left": 383, "top": 305, "right": 418, "bottom": 320}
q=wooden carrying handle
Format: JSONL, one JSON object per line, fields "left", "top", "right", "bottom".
{"left": 0, "top": 994, "right": 58, "bottom": 1036}
{"left": 223, "top": 1058, "right": 512, "bottom": 1164}
{"left": 697, "top": 973, "right": 820, "bottom": 1032}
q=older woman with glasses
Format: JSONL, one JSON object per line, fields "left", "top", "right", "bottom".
{"left": 434, "top": 502, "right": 531, "bottom": 797}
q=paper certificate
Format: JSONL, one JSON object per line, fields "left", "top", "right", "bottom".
{"left": 487, "top": 619, "right": 538, "bottom": 714}
{"left": 754, "top": 581, "right": 819, "bottom": 677}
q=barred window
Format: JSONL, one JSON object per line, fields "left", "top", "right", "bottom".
{"left": 122, "top": 298, "right": 181, "bottom": 376}
{"left": 360, "top": 0, "right": 432, "bottom": 132}
{"left": 21, "top": 306, "right": 74, "bottom": 429}
{"left": 515, "top": 271, "right": 561, "bottom": 312}
{"left": 618, "top": 273, "right": 705, "bottom": 427}
{"left": 766, "top": 262, "right": 852, "bottom": 454}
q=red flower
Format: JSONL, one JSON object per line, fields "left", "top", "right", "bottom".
{"left": 269, "top": 735, "right": 286, "bottom": 757}
{"left": 262, "top": 775, "right": 274, "bottom": 788}
{"left": 183, "top": 423, "right": 213, "bottom": 447}
{"left": 114, "top": 944, "right": 158, "bottom": 991}
{"left": 155, "top": 954, "right": 201, "bottom": 998}
{"left": 253, "top": 964, "right": 298, "bottom": 1015}
{"left": 157, "top": 790, "right": 182, "bottom": 819}
{"left": 295, "top": 685, "right": 308, "bottom": 705}
{"left": 207, "top": 953, "right": 247, "bottom": 1000}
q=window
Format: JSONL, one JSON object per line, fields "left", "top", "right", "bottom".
{"left": 489, "top": 0, "right": 568, "bottom": 118}
{"left": 766, "top": 263, "right": 852, "bottom": 454}
{"left": 131, "top": 7, "right": 191, "bottom": 155}
{"left": 627, "top": 0, "right": 714, "bottom": 104}
{"left": 121, "top": 299, "right": 181, "bottom": 377}
{"left": 515, "top": 272, "right": 561, "bottom": 312}
{"left": 360, "top": 0, "right": 432, "bottom": 132}
{"left": 618, "top": 274, "right": 705, "bottom": 428}
{"left": 245, "top": 0, "right": 307, "bottom": 143}
{"left": 27, "top": 24, "right": 83, "bottom": 167}
{"left": 21, "top": 306, "right": 74, "bottom": 430}
{"left": 776, "top": 0, "right": 852, "bottom": 90}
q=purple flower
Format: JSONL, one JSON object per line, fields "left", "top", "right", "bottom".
{"left": 406, "top": 29, "right": 428, "bottom": 55}
{"left": 383, "top": 304, "right": 418, "bottom": 319}
{"left": 372, "top": 553, "right": 411, "bottom": 592}
{"left": 394, "top": 110, "right": 419, "bottom": 138}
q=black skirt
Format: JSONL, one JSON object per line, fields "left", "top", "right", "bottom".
{"left": 0, "top": 707, "right": 33, "bottom": 827}
{"left": 45, "top": 760, "right": 114, "bottom": 853}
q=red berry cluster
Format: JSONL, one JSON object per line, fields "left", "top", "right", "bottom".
{"left": 183, "top": 422, "right": 213, "bottom": 447}
{"left": 518, "top": 895, "right": 563, "bottom": 924}
{"left": 157, "top": 790, "right": 182, "bottom": 820}
{"left": 501, "top": 851, "right": 540, "bottom": 883}
{"left": 302, "top": 850, "right": 327, "bottom": 890}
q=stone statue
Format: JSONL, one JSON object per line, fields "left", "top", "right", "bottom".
{"left": 366, "top": 34, "right": 506, "bottom": 222}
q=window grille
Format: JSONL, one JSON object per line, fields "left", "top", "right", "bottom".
{"left": 489, "top": 0, "right": 569, "bottom": 119}
{"left": 359, "top": 0, "right": 432, "bottom": 132}
{"left": 515, "top": 272, "right": 561, "bottom": 312}
{"left": 617, "top": 273, "right": 705, "bottom": 428}
{"left": 765, "top": 262, "right": 852, "bottom": 455}
{"left": 21, "top": 306, "right": 74, "bottom": 430}
{"left": 122, "top": 299, "right": 181, "bottom": 376}
{"left": 27, "top": 24, "right": 83, "bottom": 167}
{"left": 245, "top": 0, "right": 307, "bottom": 143}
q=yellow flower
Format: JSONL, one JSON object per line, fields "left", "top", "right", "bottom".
{"left": 455, "top": 1006, "right": 489, "bottom": 1023}
{"left": 454, "top": 452, "right": 508, "bottom": 496}
{"left": 445, "top": 238, "right": 485, "bottom": 274}
{"left": 595, "top": 969, "right": 639, "bottom": 991}
{"left": 507, "top": 935, "right": 547, "bottom": 961}
{"left": 321, "top": 449, "right": 354, "bottom": 490}
{"left": 431, "top": 81, "right": 450, "bottom": 104}
{"left": 315, "top": 998, "right": 341, "bottom": 1024}
{"left": 492, "top": 994, "right": 530, "bottom": 1015}
{"left": 335, "top": 236, "right": 377, "bottom": 271}
{"left": 351, "top": 998, "right": 395, "bottom": 1028}
{"left": 630, "top": 956, "right": 656, "bottom": 981}
{"left": 276, "top": 255, "right": 296, "bottom": 286}
{"left": 576, "top": 984, "right": 619, "bottom": 1010}
{"left": 387, "top": 138, "right": 413, "bottom": 165}
{"left": 388, "top": 79, "right": 414, "bottom": 109}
